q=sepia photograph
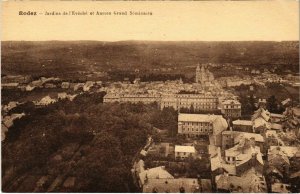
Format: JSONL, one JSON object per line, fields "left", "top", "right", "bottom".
{"left": 1, "top": 0, "right": 299, "bottom": 193}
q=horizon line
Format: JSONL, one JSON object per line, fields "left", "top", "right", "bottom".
{"left": 2, "top": 39, "right": 299, "bottom": 42}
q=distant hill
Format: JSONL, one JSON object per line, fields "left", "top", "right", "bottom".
{"left": 1, "top": 41, "right": 299, "bottom": 78}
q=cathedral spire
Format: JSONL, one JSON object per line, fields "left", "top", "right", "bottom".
{"left": 196, "top": 63, "right": 200, "bottom": 71}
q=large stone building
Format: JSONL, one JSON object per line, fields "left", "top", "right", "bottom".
{"left": 175, "top": 145, "right": 196, "bottom": 160}
{"left": 103, "top": 93, "right": 161, "bottom": 104}
{"left": 178, "top": 113, "right": 228, "bottom": 138}
{"left": 232, "top": 119, "right": 253, "bottom": 133}
{"left": 161, "top": 93, "right": 218, "bottom": 111}
{"left": 104, "top": 92, "right": 219, "bottom": 112}
{"left": 220, "top": 99, "right": 241, "bottom": 118}
{"left": 195, "top": 64, "right": 214, "bottom": 84}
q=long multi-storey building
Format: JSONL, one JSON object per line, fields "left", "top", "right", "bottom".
{"left": 160, "top": 93, "right": 218, "bottom": 111}
{"left": 178, "top": 113, "right": 228, "bottom": 139}
{"left": 103, "top": 93, "right": 161, "bottom": 104}
{"left": 177, "top": 94, "right": 218, "bottom": 111}
{"left": 120, "top": 94, "right": 161, "bottom": 104}
{"left": 104, "top": 92, "right": 219, "bottom": 112}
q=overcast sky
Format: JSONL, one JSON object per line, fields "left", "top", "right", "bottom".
{"left": 2, "top": 1, "right": 299, "bottom": 41}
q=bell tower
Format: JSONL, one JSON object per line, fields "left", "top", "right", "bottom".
{"left": 195, "top": 63, "right": 201, "bottom": 83}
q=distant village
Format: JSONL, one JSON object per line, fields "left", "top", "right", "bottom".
{"left": 1, "top": 64, "right": 300, "bottom": 192}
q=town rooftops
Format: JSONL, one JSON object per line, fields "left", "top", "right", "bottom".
{"left": 2, "top": 83, "right": 19, "bottom": 87}
{"left": 268, "top": 147, "right": 290, "bottom": 165}
{"left": 210, "top": 153, "right": 237, "bottom": 175}
{"left": 281, "top": 98, "right": 291, "bottom": 106}
{"left": 253, "top": 117, "right": 271, "bottom": 129}
{"left": 216, "top": 168, "right": 267, "bottom": 193}
{"left": 271, "top": 183, "right": 291, "bottom": 193}
{"left": 175, "top": 145, "right": 196, "bottom": 153}
{"left": 271, "top": 123, "right": 283, "bottom": 130}
{"left": 223, "top": 131, "right": 264, "bottom": 143}
{"left": 222, "top": 99, "right": 241, "bottom": 105}
{"left": 252, "top": 108, "right": 271, "bottom": 121}
{"left": 292, "top": 107, "right": 300, "bottom": 117}
{"left": 232, "top": 119, "right": 252, "bottom": 126}
{"left": 143, "top": 178, "right": 199, "bottom": 193}
{"left": 269, "top": 146, "right": 299, "bottom": 158}
{"left": 139, "top": 166, "right": 174, "bottom": 186}
{"left": 270, "top": 113, "right": 285, "bottom": 118}
{"left": 225, "top": 142, "right": 264, "bottom": 166}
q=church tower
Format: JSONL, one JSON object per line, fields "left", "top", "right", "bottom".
{"left": 195, "top": 63, "right": 201, "bottom": 83}
{"left": 195, "top": 63, "right": 214, "bottom": 84}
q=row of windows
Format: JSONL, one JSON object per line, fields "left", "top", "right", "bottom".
{"left": 182, "top": 122, "right": 212, "bottom": 126}
{"left": 178, "top": 99, "right": 217, "bottom": 102}
{"left": 182, "top": 127, "right": 212, "bottom": 133}
{"left": 176, "top": 152, "right": 193, "bottom": 156}
{"left": 224, "top": 105, "right": 241, "bottom": 109}
{"left": 225, "top": 112, "right": 241, "bottom": 117}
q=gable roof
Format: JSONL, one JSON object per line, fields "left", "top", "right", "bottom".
{"left": 139, "top": 166, "right": 174, "bottom": 186}
{"left": 143, "top": 178, "right": 199, "bottom": 193}
{"left": 175, "top": 145, "right": 195, "bottom": 153}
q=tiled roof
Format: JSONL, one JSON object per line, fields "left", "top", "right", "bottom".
{"left": 143, "top": 178, "right": 199, "bottom": 193}
{"left": 139, "top": 166, "right": 174, "bottom": 186}
{"left": 175, "top": 145, "right": 196, "bottom": 153}
{"left": 178, "top": 113, "right": 223, "bottom": 123}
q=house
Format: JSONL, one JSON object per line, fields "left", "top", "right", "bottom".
{"left": 1, "top": 124, "right": 8, "bottom": 141}
{"left": 221, "top": 130, "right": 264, "bottom": 153}
{"left": 271, "top": 123, "right": 283, "bottom": 131}
{"left": 211, "top": 147, "right": 237, "bottom": 178}
{"left": 135, "top": 159, "right": 145, "bottom": 175}
{"left": 31, "top": 79, "right": 44, "bottom": 88}
{"left": 140, "top": 149, "right": 147, "bottom": 157}
{"left": 58, "top": 92, "right": 68, "bottom": 100}
{"left": 270, "top": 146, "right": 299, "bottom": 158}
{"left": 34, "top": 96, "right": 56, "bottom": 106}
{"left": 178, "top": 113, "right": 228, "bottom": 148}
{"left": 103, "top": 94, "right": 120, "bottom": 103}
{"left": 83, "top": 81, "right": 95, "bottom": 92}
{"left": 26, "top": 84, "right": 35, "bottom": 91}
{"left": 3, "top": 113, "right": 26, "bottom": 128}
{"left": 138, "top": 166, "right": 174, "bottom": 187}
{"left": 2, "top": 101, "right": 19, "bottom": 112}
{"left": 232, "top": 119, "right": 253, "bottom": 133}
{"left": 215, "top": 168, "right": 267, "bottom": 193}
{"left": 143, "top": 178, "right": 200, "bottom": 193}
{"left": 175, "top": 145, "right": 196, "bottom": 160}
{"left": 271, "top": 183, "right": 291, "bottom": 193}
{"left": 2, "top": 75, "right": 31, "bottom": 84}
{"left": 1, "top": 83, "right": 19, "bottom": 89}
{"left": 178, "top": 113, "right": 228, "bottom": 138}
{"left": 220, "top": 99, "right": 241, "bottom": 118}
{"left": 61, "top": 82, "right": 70, "bottom": 89}
{"left": 270, "top": 113, "right": 285, "bottom": 123}
{"left": 133, "top": 78, "right": 141, "bottom": 84}
{"left": 252, "top": 108, "right": 271, "bottom": 133}
{"left": 268, "top": 147, "right": 290, "bottom": 176}
{"left": 281, "top": 98, "right": 292, "bottom": 107}
{"left": 225, "top": 143, "right": 264, "bottom": 176}
{"left": 67, "top": 94, "right": 77, "bottom": 101}
{"left": 44, "top": 83, "right": 56, "bottom": 88}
